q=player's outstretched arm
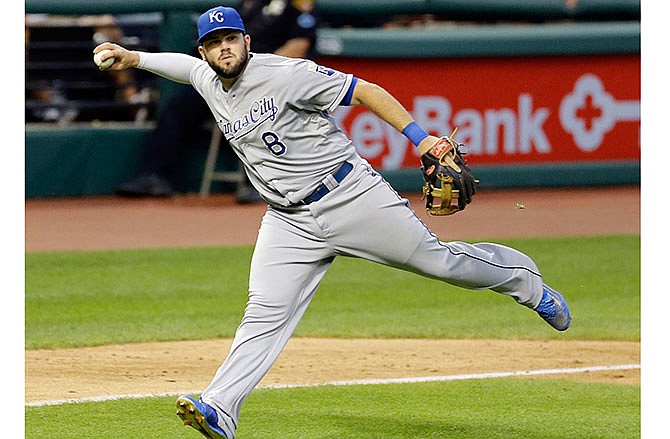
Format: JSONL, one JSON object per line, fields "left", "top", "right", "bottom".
{"left": 349, "top": 79, "right": 440, "bottom": 153}
{"left": 349, "top": 79, "right": 412, "bottom": 131}
{"left": 93, "top": 43, "right": 198, "bottom": 84}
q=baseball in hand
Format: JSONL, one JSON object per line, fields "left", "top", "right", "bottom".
{"left": 93, "top": 49, "right": 115, "bottom": 69}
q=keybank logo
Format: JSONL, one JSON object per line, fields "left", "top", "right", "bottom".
{"left": 560, "top": 74, "right": 640, "bottom": 152}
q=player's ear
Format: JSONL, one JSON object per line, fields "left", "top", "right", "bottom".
{"left": 244, "top": 34, "right": 251, "bottom": 50}
{"left": 197, "top": 45, "right": 206, "bottom": 61}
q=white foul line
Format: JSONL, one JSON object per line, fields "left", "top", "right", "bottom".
{"left": 266, "top": 363, "right": 641, "bottom": 389}
{"left": 26, "top": 363, "right": 640, "bottom": 407}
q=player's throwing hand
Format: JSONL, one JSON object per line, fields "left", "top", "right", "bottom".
{"left": 93, "top": 43, "right": 140, "bottom": 71}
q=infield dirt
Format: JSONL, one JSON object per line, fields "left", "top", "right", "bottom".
{"left": 25, "top": 187, "right": 640, "bottom": 404}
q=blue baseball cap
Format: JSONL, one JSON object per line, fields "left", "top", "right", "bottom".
{"left": 197, "top": 6, "right": 246, "bottom": 44}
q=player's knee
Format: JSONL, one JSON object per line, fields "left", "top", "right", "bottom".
{"left": 245, "top": 291, "right": 297, "bottom": 321}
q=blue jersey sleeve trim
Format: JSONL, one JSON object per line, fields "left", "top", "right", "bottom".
{"left": 340, "top": 77, "right": 358, "bottom": 106}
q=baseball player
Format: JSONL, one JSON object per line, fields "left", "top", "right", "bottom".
{"left": 94, "top": 6, "right": 571, "bottom": 438}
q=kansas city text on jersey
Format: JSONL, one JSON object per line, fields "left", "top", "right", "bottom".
{"left": 219, "top": 95, "right": 279, "bottom": 141}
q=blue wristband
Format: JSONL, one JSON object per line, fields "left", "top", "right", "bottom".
{"left": 402, "top": 122, "right": 429, "bottom": 146}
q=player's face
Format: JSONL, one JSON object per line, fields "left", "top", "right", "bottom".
{"left": 199, "top": 30, "right": 251, "bottom": 79}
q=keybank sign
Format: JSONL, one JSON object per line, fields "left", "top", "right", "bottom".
{"left": 333, "top": 73, "right": 640, "bottom": 170}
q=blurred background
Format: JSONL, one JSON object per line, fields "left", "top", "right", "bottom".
{"left": 24, "top": 0, "right": 640, "bottom": 199}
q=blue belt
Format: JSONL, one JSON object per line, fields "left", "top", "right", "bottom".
{"left": 300, "top": 162, "right": 353, "bottom": 205}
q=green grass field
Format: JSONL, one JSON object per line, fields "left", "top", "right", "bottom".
{"left": 26, "top": 379, "right": 639, "bottom": 438}
{"left": 25, "top": 235, "right": 641, "bottom": 438}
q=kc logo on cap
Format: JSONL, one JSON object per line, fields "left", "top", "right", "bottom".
{"left": 209, "top": 10, "right": 226, "bottom": 23}
{"left": 197, "top": 6, "right": 246, "bottom": 43}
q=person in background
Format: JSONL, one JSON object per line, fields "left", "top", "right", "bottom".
{"left": 25, "top": 13, "right": 144, "bottom": 124}
{"left": 115, "top": 0, "right": 319, "bottom": 202}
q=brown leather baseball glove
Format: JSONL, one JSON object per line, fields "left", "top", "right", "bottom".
{"left": 420, "top": 128, "right": 478, "bottom": 216}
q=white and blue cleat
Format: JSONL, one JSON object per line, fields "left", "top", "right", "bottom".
{"left": 176, "top": 395, "right": 229, "bottom": 439}
{"left": 534, "top": 283, "right": 571, "bottom": 331}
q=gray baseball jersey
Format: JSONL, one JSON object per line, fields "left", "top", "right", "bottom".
{"left": 138, "top": 50, "right": 549, "bottom": 439}
{"left": 190, "top": 53, "right": 357, "bottom": 207}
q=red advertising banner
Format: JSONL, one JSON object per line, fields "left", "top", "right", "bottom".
{"left": 319, "top": 55, "right": 640, "bottom": 170}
